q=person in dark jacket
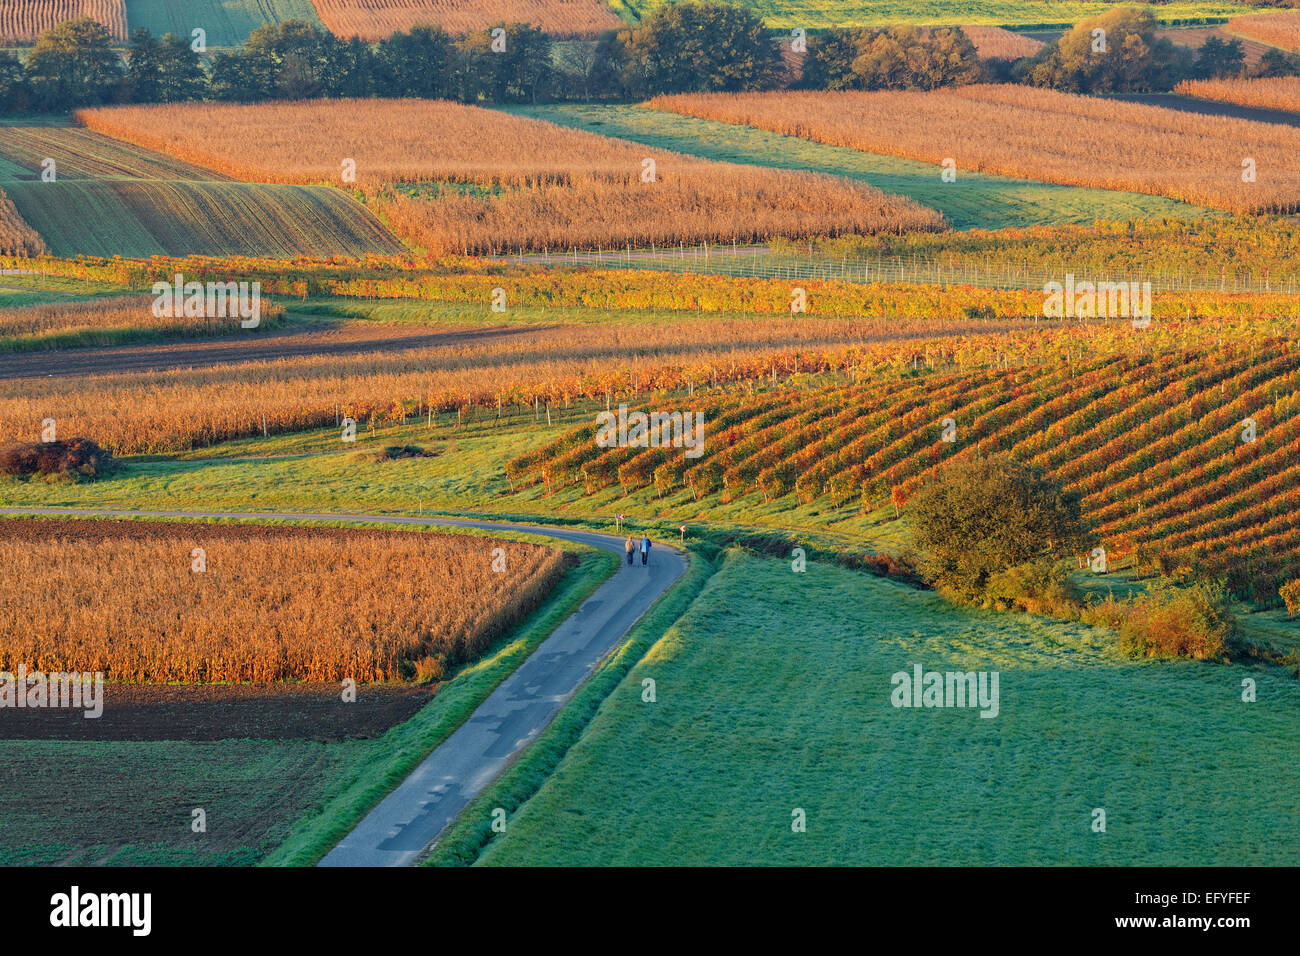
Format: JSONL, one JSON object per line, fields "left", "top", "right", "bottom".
{"left": 625, "top": 535, "right": 635, "bottom": 565}
{"left": 640, "top": 535, "right": 651, "bottom": 566}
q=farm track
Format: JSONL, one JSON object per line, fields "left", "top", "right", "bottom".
{"left": 0, "top": 321, "right": 545, "bottom": 379}
{"left": 0, "top": 507, "right": 687, "bottom": 866}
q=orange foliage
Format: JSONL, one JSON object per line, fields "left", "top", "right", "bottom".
{"left": 0, "top": 520, "right": 564, "bottom": 683}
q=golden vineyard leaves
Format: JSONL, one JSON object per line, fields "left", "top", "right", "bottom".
{"left": 4, "top": 279, "right": 1299, "bottom": 455}
{"left": 0, "top": 521, "right": 565, "bottom": 683}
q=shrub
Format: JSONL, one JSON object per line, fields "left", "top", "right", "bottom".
{"left": 0, "top": 437, "right": 114, "bottom": 479}
{"left": 983, "top": 558, "right": 1079, "bottom": 615}
{"left": 1116, "top": 579, "right": 1236, "bottom": 662}
{"left": 368, "top": 444, "right": 436, "bottom": 461}
{"left": 1280, "top": 580, "right": 1300, "bottom": 619}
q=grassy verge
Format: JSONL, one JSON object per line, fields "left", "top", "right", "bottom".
{"left": 423, "top": 548, "right": 716, "bottom": 865}
{"left": 262, "top": 544, "right": 618, "bottom": 866}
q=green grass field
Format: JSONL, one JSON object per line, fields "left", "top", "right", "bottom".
{"left": 0, "top": 124, "right": 405, "bottom": 257}
{"left": 612, "top": 0, "right": 1252, "bottom": 30}
{"left": 463, "top": 550, "right": 1299, "bottom": 866}
{"left": 515, "top": 104, "right": 1207, "bottom": 231}
{"left": 124, "top": 0, "right": 324, "bottom": 47}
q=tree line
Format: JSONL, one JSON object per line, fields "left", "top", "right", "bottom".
{"left": 2, "top": 2, "right": 1297, "bottom": 113}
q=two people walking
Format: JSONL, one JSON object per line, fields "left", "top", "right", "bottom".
{"left": 625, "top": 534, "right": 652, "bottom": 566}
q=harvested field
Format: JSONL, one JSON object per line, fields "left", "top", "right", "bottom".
{"left": 1227, "top": 10, "right": 1300, "bottom": 51}
{"left": 0, "top": 187, "right": 45, "bottom": 257}
{"left": 0, "top": 125, "right": 405, "bottom": 258}
{"left": 310, "top": 0, "right": 624, "bottom": 40}
{"left": 0, "top": 0, "right": 127, "bottom": 43}
{"left": 75, "top": 99, "right": 944, "bottom": 252}
{"left": 0, "top": 682, "right": 438, "bottom": 741}
{"left": 0, "top": 125, "right": 226, "bottom": 182}
{"left": 1, "top": 180, "right": 406, "bottom": 258}
{"left": 1176, "top": 76, "right": 1300, "bottom": 114}
{"left": 961, "top": 25, "right": 1044, "bottom": 60}
{"left": 648, "top": 84, "right": 1300, "bottom": 214}
{"left": 0, "top": 518, "right": 567, "bottom": 682}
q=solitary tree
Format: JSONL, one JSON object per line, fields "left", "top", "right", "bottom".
{"left": 907, "top": 453, "right": 1091, "bottom": 602}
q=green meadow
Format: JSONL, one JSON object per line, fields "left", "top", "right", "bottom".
{"left": 466, "top": 551, "right": 1300, "bottom": 866}
{"left": 515, "top": 104, "right": 1208, "bottom": 231}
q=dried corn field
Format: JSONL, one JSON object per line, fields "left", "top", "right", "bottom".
{"left": 0, "top": 0, "right": 126, "bottom": 43}
{"left": 0, "top": 519, "right": 565, "bottom": 683}
{"left": 0, "top": 187, "right": 45, "bottom": 256}
{"left": 1176, "top": 76, "right": 1300, "bottom": 114}
{"left": 648, "top": 84, "right": 1300, "bottom": 215}
{"left": 0, "top": 296, "right": 284, "bottom": 350}
{"left": 960, "top": 25, "right": 1044, "bottom": 60}
{"left": 1227, "top": 10, "right": 1300, "bottom": 51}
{"left": 75, "top": 99, "right": 943, "bottom": 252}
{"left": 310, "top": 0, "right": 624, "bottom": 40}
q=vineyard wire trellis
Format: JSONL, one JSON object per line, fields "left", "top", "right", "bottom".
{"left": 509, "top": 244, "right": 1300, "bottom": 297}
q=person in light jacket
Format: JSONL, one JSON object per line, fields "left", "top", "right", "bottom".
{"left": 640, "top": 534, "right": 651, "bottom": 566}
{"left": 625, "top": 535, "right": 635, "bottom": 566}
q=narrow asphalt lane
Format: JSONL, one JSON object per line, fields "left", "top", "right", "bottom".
{"left": 0, "top": 507, "right": 686, "bottom": 867}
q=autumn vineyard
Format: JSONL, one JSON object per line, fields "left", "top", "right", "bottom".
{"left": 1, "top": 0, "right": 1298, "bottom": 873}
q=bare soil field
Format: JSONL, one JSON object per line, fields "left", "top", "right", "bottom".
{"left": 0, "top": 682, "right": 438, "bottom": 741}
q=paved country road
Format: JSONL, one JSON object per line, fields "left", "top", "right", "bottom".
{"left": 0, "top": 507, "right": 686, "bottom": 867}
